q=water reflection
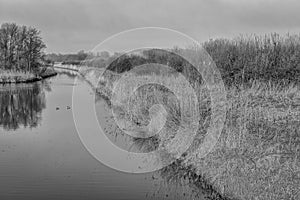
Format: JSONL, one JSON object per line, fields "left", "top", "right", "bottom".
{"left": 0, "top": 70, "right": 207, "bottom": 200}
{"left": 0, "top": 83, "right": 46, "bottom": 130}
{"left": 0, "top": 68, "right": 77, "bottom": 131}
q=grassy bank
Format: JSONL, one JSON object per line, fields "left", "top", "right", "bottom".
{"left": 0, "top": 67, "right": 57, "bottom": 84}
{"left": 183, "top": 81, "right": 300, "bottom": 200}
{"left": 77, "top": 32, "right": 300, "bottom": 199}
{"left": 112, "top": 73, "right": 299, "bottom": 200}
{"left": 79, "top": 66, "right": 299, "bottom": 200}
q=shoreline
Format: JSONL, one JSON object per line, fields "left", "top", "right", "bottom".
{"left": 77, "top": 67, "right": 231, "bottom": 200}
{"left": 53, "top": 63, "right": 80, "bottom": 72}
{"left": 0, "top": 68, "right": 58, "bottom": 84}
{"left": 53, "top": 66, "right": 79, "bottom": 72}
{"left": 0, "top": 72, "right": 57, "bottom": 84}
{"left": 0, "top": 71, "right": 57, "bottom": 85}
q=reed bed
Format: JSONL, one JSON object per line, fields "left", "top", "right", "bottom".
{"left": 0, "top": 70, "right": 36, "bottom": 83}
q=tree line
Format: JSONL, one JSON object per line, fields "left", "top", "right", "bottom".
{"left": 45, "top": 50, "right": 88, "bottom": 65}
{"left": 45, "top": 50, "right": 112, "bottom": 66}
{"left": 0, "top": 23, "right": 46, "bottom": 73}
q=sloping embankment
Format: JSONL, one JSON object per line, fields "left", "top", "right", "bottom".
{"left": 77, "top": 66, "right": 233, "bottom": 200}
{"left": 78, "top": 66, "right": 119, "bottom": 99}
{"left": 78, "top": 67, "right": 300, "bottom": 200}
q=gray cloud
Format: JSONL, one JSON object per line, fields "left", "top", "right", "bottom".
{"left": 1, "top": 0, "right": 299, "bottom": 53}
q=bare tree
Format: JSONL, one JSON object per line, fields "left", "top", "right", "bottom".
{"left": 0, "top": 23, "right": 46, "bottom": 73}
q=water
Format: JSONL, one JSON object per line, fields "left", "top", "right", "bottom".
{"left": 0, "top": 69, "right": 201, "bottom": 200}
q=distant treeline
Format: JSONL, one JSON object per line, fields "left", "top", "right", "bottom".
{"left": 45, "top": 50, "right": 112, "bottom": 66}
{"left": 99, "top": 33, "right": 300, "bottom": 86}
{"left": 45, "top": 50, "right": 88, "bottom": 64}
{"left": 47, "top": 33, "right": 300, "bottom": 85}
{"left": 0, "top": 23, "right": 46, "bottom": 73}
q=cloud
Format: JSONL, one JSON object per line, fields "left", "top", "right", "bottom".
{"left": 0, "top": 0, "right": 299, "bottom": 53}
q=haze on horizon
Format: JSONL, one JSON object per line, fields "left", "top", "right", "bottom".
{"left": 1, "top": 0, "right": 300, "bottom": 54}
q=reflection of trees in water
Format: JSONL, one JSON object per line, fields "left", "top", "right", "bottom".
{"left": 42, "top": 80, "right": 52, "bottom": 93}
{"left": 0, "top": 83, "right": 46, "bottom": 130}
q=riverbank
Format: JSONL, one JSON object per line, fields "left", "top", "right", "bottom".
{"left": 53, "top": 63, "right": 79, "bottom": 72}
{"left": 78, "top": 66, "right": 300, "bottom": 200}
{"left": 78, "top": 67, "right": 232, "bottom": 199}
{"left": 0, "top": 67, "right": 57, "bottom": 84}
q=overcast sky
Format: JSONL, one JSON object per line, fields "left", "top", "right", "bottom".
{"left": 1, "top": 0, "right": 300, "bottom": 53}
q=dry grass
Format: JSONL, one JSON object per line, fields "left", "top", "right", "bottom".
{"left": 0, "top": 69, "right": 36, "bottom": 82}
{"left": 120, "top": 78, "right": 300, "bottom": 200}
{"left": 113, "top": 73, "right": 300, "bottom": 200}
{"left": 111, "top": 73, "right": 206, "bottom": 154}
{"left": 183, "top": 81, "right": 300, "bottom": 200}
{"left": 0, "top": 68, "right": 57, "bottom": 83}
{"left": 84, "top": 69, "right": 299, "bottom": 199}
{"left": 79, "top": 43, "right": 300, "bottom": 199}
{"left": 203, "top": 33, "right": 300, "bottom": 85}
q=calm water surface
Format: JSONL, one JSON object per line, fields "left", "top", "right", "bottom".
{"left": 0, "top": 69, "right": 201, "bottom": 200}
